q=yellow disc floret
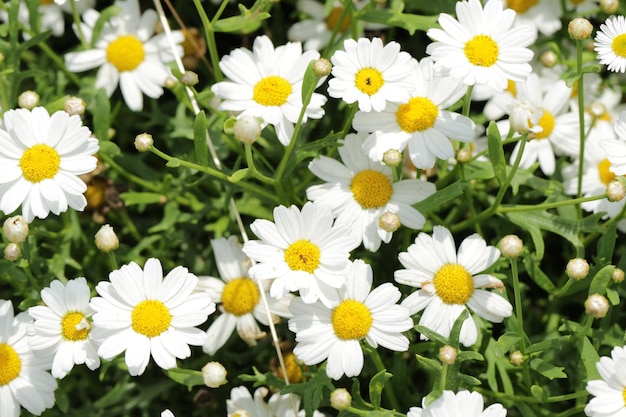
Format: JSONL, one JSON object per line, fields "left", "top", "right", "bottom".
{"left": 284, "top": 240, "right": 321, "bottom": 273}
{"left": 325, "top": 7, "right": 351, "bottom": 32}
{"left": 0, "top": 343, "right": 21, "bottom": 386}
{"left": 622, "top": 386, "right": 626, "bottom": 407}
{"left": 355, "top": 68, "right": 384, "bottom": 96}
{"left": 61, "top": 311, "right": 90, "bottom": 341}
{"left": 505, "top": 0, "right": 539, "bottom": 13}
{"left": 131, "top": 300, "right": 172, "bottom": 337}
{"left": 350, "top": 170, "right": 393, "bottom": 209}
{"left": 464, "top": 35, "right": 499, "bottom": 67}
{"left": 396, "top": 97, "right": 439, "bottom": 132}
{"left": 253, "top": 76, "right": 292, "bottom": 106}
{"left": 106, "top": 35, "right": 146, "bottom": 72}
{"left": 433, "top": 264, "right": 474, "bottom": 305}
{"left": 19, "top": 144, "right": 61, "bottom": 183}
{"left": 332, "top": 300, "right": 373, "bottom": 340}
{"left": 533, "top": 110, "right": 555, "bottom": 139}
{"left": 221, "top": 277, "right": 260, "bottom": 316}
{"left": 612, "top": 34, "right": 626, "bottom": 58}
{"left": 598, "top": 159, "right": 617, "bottom": 185}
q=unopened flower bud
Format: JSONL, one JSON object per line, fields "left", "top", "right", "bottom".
{"left": 382, "top": 149, "right": 402, "bottom": 167}
{"left": 379, "top": 211, "right": 401, "bottom": 233}
{"left": 585, "top": 294, "right": 609, "bottom": 318}
{"left": 4, "top": 243, "right": 21, "bottom": 261}
{"left": 566, "top": 258, "right": 589, "bottom": 280}
{"left": 181, "top": 71, "right": 199, "bottom": 87}
{"left": 313, "top": 58, "right": 332, "bottom": 77}
{"left": 456, "top": 148, "right": 472, "bottom": 163}
{"left": 607, "top": 180, "right": 625, "bottom": 202}
{"left": 18, "top": 91, "right": 39, "bottom": 109}
{"left": 600, "top": 0, "right": 619, "bottom": 13}
{"left": 94, "top": 224, "right": 119, "bottom": 252}
{"left": 134, "top": 133, "right": 154, "bottom": 152}
{"left": 438, "top": 345, "right": 457, "bottom": 365}
{"left": 330, "top": 388, "right": 352, "bottom": 410}
{"left": 3, "top": 215, "right": 29, "bottom": 243}
{"left": 540, "top": 50, "right": 558, "bottom": 68}
{"left": 164, "top": 77, "right": 177, "bottom": 89}
{"left": 498, "top": 235, "right": 523, "bottom": 259}
{"left": 233, "top": 116, "right": 262, "bottom": 144}
{"left": 64, "top": 96, "right": 86, "bottom": 116}
{"left": 612, "top": 267, "right": 624, "bottom": 283}
{"left": 201, "top": 361, "right": 227, "bottom": 388}
{"left": 568, "top": 17, "right": 593, "bottom": 40}
{"left": 589, "top": 102, "right": 607, "bottom": 119}
{"left": 509, "top": 351, "right": 524, "bottom": 366}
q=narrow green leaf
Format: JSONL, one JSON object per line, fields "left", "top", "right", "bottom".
{"left": 369, "top": 370, "right": 392, "bottom": 409}
{"left": 578, "top": 337, "right": 601, "bottom": 381}
{"left": 487, "top": 121, "right": 506, "bottom": 186}
{"left": 495, "top": 333, "right": 522, "bottom": 358}
{"left": 193, "top": 111, "right": 209, "bottom": 167}
{"left": 358, "top": 10, "right": 438, "bottom": 34}
{"left": 229, "top": 168, "right": 249, "bottom": 183}
{"left": 530, "top": 385, "right": 546, "bottom": 402}
{"left": 121, "top": 192, "right": 165, "bottom": 206}
{"left": 93, "top": 88, "right": 111, "bottom": 143}
{"left": 165, "top": 368, "right": 205, "bottom": 389}
{"left": 597, "top": 222, "right": 617, "bottom": 264}
{"left": 522, "top": 252, "right": 558, "bottom": 294}
{"left": 529, "top": 357, "right": 567, "bottom": 380}
{"left": 414, "top": 354, "right": 442, "bottom": 374}
{"left": 414, "top": 181, "right": 463, "bottom": 214}
{"left": 589, "top": 265, "right": 614, "bottom": 296}
{"left": 606, "top": 287, "right": 620, "bottom": 305}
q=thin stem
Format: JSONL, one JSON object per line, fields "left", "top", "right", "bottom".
{"left": 245, "top": 143, "right": 276, "bottom": 185}
{"left": 498, "top": 193, "right": 607, "bottom": 213}
{"left": 69, "top": 0, "right": 89, "bottom": 48}
{"left": 575, "top": 39, "right": 586, "bottom": 212}
{"left": 367, "top": 348, "right": 400, "bottom": 411}
{"left": 511, "top": 257, "right": 531, "bottom": 387}
{"left": 191, "top": 0, "right": 222, "bottom": 80}
{"left": 461, "top": 85, "right": 474, "bottom": 117}
{"left": 439, "top": 362, "right": 449, "bottom": 392}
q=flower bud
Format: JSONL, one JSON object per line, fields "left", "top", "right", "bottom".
{"left": 164, "top": 77, "right": 177, "bottom": 89}
{"left": 585, "top": 294, "right": 609, "bottom": 319}
{"left": 3, "top": 215, "right": 29, "bottom": 243}
{"left": 181, "top": 71, "right": 199, "bottom": 87}
{"left": 94, "top": 224, "right": 119, "bottom": 252}
{"left": 456, "top": 148, "right": 472, "bottom": 163}
{"left": 566, "top": 258, "right": 589, "bottom": 280}
{"left": 382, "top": 149, "right": 403, "bottom": 167}
{"left": 201, "top": 361, "right": 227, "bottom": 388}
{"left": 313, "top": 58, "right": 332, "bottom": 77}
{"left": 600, "top": 0, "right": 619, "bottom": 13}
{"left": 4, "top": 243, "right": 21, "bottom": 261}
{"left": 539, "top": 50, "right": 558, "bottom": 68}
{"left": 589, "top": 102, "right": 607, "bottom": 119}
{"left": 233, "top": 116, "right": 263, "bottom": 144}
{"left": 64, "top": 96, "right": 86, "bottom": 116}
{"left": 607, "top": 180, "right": 625, "bottom": 202}
{"left": 509, "top": 101, "right": 542, "bottom": 136}
{"left": 379, "top": 211, "right": 401, "bottom": 233}
{"left": 498, "top": 235, "right": 523, "bottom": 258}
{"left": 509, "top": 351, "right": 524, "bottom": 366}
{"left": 330, "top": 388, "right": 352, "bottom": 410}
{"left": 18, "top": 91, "right": 40, "bottom": 110}
{"left": 612, "top": 267, "right": 624, "bottom": 283}
{"left": 438, "top": 345, "right": 457, "bottom": 365}
{"left": 568, "top": 17, "right": 593, "bottom": 40}
{"left": 134, "top": 133, "right": 154, "bottom": 152}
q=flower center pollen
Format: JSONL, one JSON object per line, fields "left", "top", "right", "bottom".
{"left": 612, "top": 34, "right": 626, "bottom": 58}
{"left": 351, "top": 170, "right": 393, "bottom": 209}
{"left": 464, "top": 35, "right": 499, "bottom": 67}
{"left": 355, "top": 68, "right": 384, "bottom": 96}
{"left": 533, "top": 109, "right": 555, "bottom": 139}
{"left": 433, "top": 264, "right": 474, "bottom": 305}
{"left": 253, "top": 76, "right": 292, "bottom": 106}
{"left": 221, "top": 277, "right": 260, "bottom": 316}
{"left": 396, "top": 97, "right": 439, "bottom": 132}
{"left": 0, "top": 343, "right": 21, "bottom": 386}
{"left": 598, "top": 159, "right": 617, "bottom": 185}
{"left": 19, "top": 144, "right": 61, "bottom": 183}
{"left": 623, "top": 386, "right": 626, "bottom": 407}
{"left": 61, "top": 311, "right": 91, "bottom": 341}
{"left": 505, "top": 0, "right": 539, "bottom": 13}
{"left": 332, "top": 300, "right": 373, "bottom": 340}
{"left": 284, "top": 240, "right": 321, "bottom": 273}
{"left": 325, "top": 7, "right": 350, "bottom": 32}
{"left": 106, "top": 35, "right": 146, "bottom": 72}
{"left": 131, "top": 300, "right": 172, "bottom": 337}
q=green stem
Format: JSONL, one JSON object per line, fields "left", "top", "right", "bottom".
{"left": 439, "top": 362, "right": 449, "bottom": 392}
{"left": 461, "top": 85, "right": 474, "bottom": 117}
{"left": 192, "top": 0, "right": 222, "bottom": 80}
{"left": 367, "top": 348, "right": 400, "bottom": 411}
{"left": 321, "top": 0, "right": 351, "bottom": 58}
{"left": 575, "top": 39, "right": 586, "bottom": 212}
{"left": 69, "top": 0, "right": 89, "bottom": 49}
{"left": 511, "top": 257, "right": 531, "bottom": 387}
{"left": 245, "top": 143, "right": 275, "bottom": 185}
{"left": 498, "top": 193, "right": 607, "bottom": 213}
{"left": 475, "top": 387, "right": 589, "bottom": 404}
{"left": 105, "top": 251, "right": 118, "bottom": 271}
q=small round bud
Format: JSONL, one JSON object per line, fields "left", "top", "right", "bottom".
{"left": 313, "top": 58, "right": 332, "bottom": 77}
{"left": 612, "top": 267, "right": 624, "bottom": 283}
{"left": 233, "top": 116, "right": 263, "bottom": 144}
{"left": 589, "top": 102, "right": 607, "bottom": 119}
{"left": 540, "top": 50, "right": 558, "bottom": 68}
{"left": 181, "top": 71, "right": 199, "bottom": 87}
{"left": 600, "top": 0, "right": 619, "bottom": 13}
{"left": 456, "top": 148, "right": 472, "bottom": 163}
{"left": 134, "top": 133, "right": 154, "bottom": 152}
{"left": 568, "top": 17, "right": 593, "bottom": 40}
{"left": 0, "top": 53, "right": 4, "bottom": 63}
{"left": 201, "top": 361, "right": 227, "bottom": 388}
{"left": 3, "top": 215, "right": 29, "bottom": 243}
{"left": 566, "top": 258, "right": 590, "bottom": 280}
{"left": 509, "top": 351, "right": 524, "bottom": 366}
{"left": 108, "top": 128, "right": 116, "bottom": 140}
{"left": 18, "top": 91, "right": 40, "bottom": 110}
{"left": 164, "top": 77, "right": 177, "bottom": 89}
{"left": 438, "top": 345, "right": 457, "bottom": 365}
{"left": 4, "top": 243, "right": 21, "bottom": 261}
{"left": 64, "top": 96, "right": 86, "bottom": 116}
{"left": 379, "top": 211, "right": 401, "bottom": 233}
{"left": 498, "top": 235, "right": 524, "bottom": 259}
{"left": 382, "top": 149, "right": 403, "bottom": 167}
{"left": 94, "top": 224, "right": 119, "bottom": 252}
{"left": 585, "top": 294, "right": 609, "bottom": 319}
{"left": 607, "top": 180, "right": 625, "bottom": 202}
{"left": 330, "top": 388, "right": 352, "bottom": 410}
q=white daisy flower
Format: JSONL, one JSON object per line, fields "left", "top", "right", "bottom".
{"left": 161, "top": 410, "right": 175, "bottom": 417}
{"left": 601, "top": 111, "right": 626, "bottom": 176}
{"left": 0, "top": 0, "right": 92, "bottom": 39}
{"left": 352, "top": 57, "right": 475, "bottom": 169}
{"left": 408, "top": 390, "right": 507, "bottom": 417}
{"left": 227, "top": 386, "right": 325, "bottom": 417}
{"left": 0, "top": 300, "right": 57, "bottom": 417}
{"left": 211, "top": 35, "right": 327, "bottom": 146}
{"left": 289, "top": 259, "right": 412, "bottom": 380}
{"left": 242, "top": 202, "right": 358, "bottom": 307}
{"left": 426, "top": 0, "right": 534, "bottom": 92}
{"left": 287, "top": 0, "right": 356, "bottom": 51}
{"left": 64, "top": 0, "right": 183, "bottom": 111}
{"left": 0, "top": 107, "right": 99, "bottom": 222}
{"left": 306, "top": 133, "right": 436, "bottom": 251}
{"left": 394, "top": 225, "right": 512, "bottom": 347}
{"left": 327, "top": 37, "right": 414, "bottom": 112}
{"left": 197, "top": 236, "right": 292, "bottom": 355}
{"left": 27, "top": 278, "right": 100, "bottom": 379}
{"left": 585, "top": 345, "right": 626, "bottom": 417}
{"left": 595, "top": 15, "right": 626, "bottom": 73}
{"left": 89, "top": 258, "right": 216, "bottom": 376}
{"left": 504, "top": 0, "right": 562, "bottom": 38}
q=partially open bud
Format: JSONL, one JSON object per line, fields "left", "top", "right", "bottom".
{"left": 18, "top": 91, "right": 40, "bottom": 110}
{"left": 568, "top": 17, "right": 593, "bottom": 40}
{"left": 607, "top": 180, "right": 625, "bottom": 202}
{"left": 585, "top": 294, "right": 609, "bottom": 318}
{"left": 330, "top": 388, "right": 352, "bottom": 410}
{"left": 3, "top": 215, "right": 29, "bottom": 243}
{"left": 4, "top": 243, "right": 21, "bottom": 261}
{"left": 438, "top": 345, "right": 457, "bottom": 365}
{"left": 589, "top": 102, "right": 607, "bottom": 119}
{"left": 612, "top": 267, "right": 624, "bottom": 283}
{"left": 509, "top": 351, "right": 524, "bottom": 366}
{"left": 498, "top": 235, "right": 523, "bottom": 259}
{"left": 201, "top": 361, "right": 227, "bottom": 388}
{"left": 566, "top": 258, "right": 589, "bottom": 280}
{"left": 181, "top": 71, "right": 199, "bottom": 87}
{"left": 456, "top": 148, "right": 472, "bottom": 163}
{"left": 382, "top": 149, "right": 403, "bottom": 167}
{"left": 95, "top": 224, "right": 119, "bottom": 252}
{"left": 379, "top": 211, "right": 401, "bottom": 233}
{"left": 233, "top": 116, "right": 263, "bottom": 144}
{"left": 313, "top": 58, "right": 332, "bottom": 77}
{"left": 134, "top": 133, "right": 154, "bottom": 152}
{"left": 509, "top": 101, "right": 542, "bottom": 136}
{"left": 64, "top": 96, "right": 86, "bottom": 116}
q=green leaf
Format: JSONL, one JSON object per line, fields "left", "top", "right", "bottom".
{"left": 193, "top": 111, "right": 209, "bottom": 167}
{"left": 522, "top": 252, "right": 558, "bottom": 295}
{"left": 529, "top": 357, "right": 567, "bottom": 380}
{"left": 578, "top": 336, "right": 601, "bottom": 381}
{"left": 357, "top": 9, "right": 438, "bottom": 35}
{"left": 369, "top": 370, "right": 392, "bottom": 409}
{"left": 414, "top": 181, "right": 464, "bottom": 214}
{"left": 414, "top": 353, "right": 442, "bottom": 374}
{"left": 495, "top": 332, "right": 522, "bottom": 358}
{"left": 98, "top": 140, "right": 120, "bottom": 158}
{"left": 93, "top": 88, "right": 111, "bottom": 143}
{"left": 530, "top": 385, "right": 546, "bottom": 402}
{"left": 606, "top": 287, "right": 620, "bottom": 305}
{"left": 121, "top": 192, "right": 165, "bottom": 206}
{"left": 166, "top": 158, "right": 181, "bottom": 168}
{"left": 282, "top": 369, "right": 335, "bottom": 417}
{"left": 165, "top": 368, "right": 205, "bottom": 389}
{"left": 229, "top": 168, "right": 249, "bottom": 183}
{"left": 456, "top": 351, "right": 484, "bottom": 362}
{"left": 487, "top": 121, "right": 506, "bottom": 186}
{"left": 597, "top": 222, "right": 617, "bottom": 264}
{"left": 213, "top": 2, "right": 271, "bottom": 33}
{"left": 589, "top": 265, "right": 614, "bottom": 296}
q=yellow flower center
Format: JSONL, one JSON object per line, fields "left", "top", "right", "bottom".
{"left": 396, "top": 97, "right": 439, "bottom": 133}
{"left": 612, "top": 34, "right": 626, "bottom": 58}
{"left": 106, "top": 35, "right": 145, "bottom": 72}
{"left": 221, "top": 277, "right": 260, "bottom": 316}
{"left": 533, "top": 109, "right": 555, "bottom": 140}
{"left": 276, "top": 352, "right": 305, "bottom": 383}
{"left": 325, "top": 7, "right": 350, "bottom": 32}
{"left": 505, "top": 0, "right": 539, "bottom": 13}
{"left": 350, "top": 170, "right": 393, "bottom": 209}
{"left": 332, "top": 299, "right": 373, "bottom": 340}
{"left": 506, "top": 79, "right": 517, "bottom": 96}
{"left": 464, "top": 35, "right": 499, "bottom": 67}
{"left": 19, "top": 144, "right": 61, "bottom": 183}
{"left": 284, "top": 240, "right": 321, "bottom": 273}
{"left": 569, "top": 0, "right": 585, "bottom": 4}
{"left": 433, "top": 264, "right": 474, "bottom": 305}
{"left": 41, "top": 0, "right": 55, "bottom": 4}
{"left": 131, "top": 300, "right": 172, "bottom": 337}
{"left": 598, "top": 159, "right": 617, "bottom": 185}
{"left": 253, "top": 76, "right": 292, "bottom": 106}
{"left": 355, "top": 68, "right": 384, "bottom": 96}
{"left": 0, "top": 343, "right": 21, "bottom": 386}
{"left": 61, "top": 311, "right": 90, "bottom": 341}
{"left": 623, "top": 387, "right": 626, "bottom": 407}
